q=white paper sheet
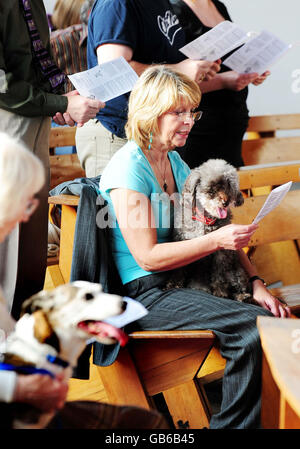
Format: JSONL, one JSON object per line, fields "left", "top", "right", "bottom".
{"left": 85, "top": 297, "right": 148, "bottom": 344}
{"left": 252, "top": 181, "right": 292, "bottom": 224}
{"left": 223, "top": 30, "right": 291, "bottom": 74}
{"left": 68, "top": 56, "right": 139, "bottom": 102}
{"left": 103, "top": 297, "right": 148, "bottom": 328}
{"left": 179, "top": 20, "right": 248, "bottom": 61}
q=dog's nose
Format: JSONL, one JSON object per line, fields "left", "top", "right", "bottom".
{"left": 222, "top": 199, "right": 229, "bottom": 207}
{"left": 121, "top": 301, "right": 127, "bottom": 312}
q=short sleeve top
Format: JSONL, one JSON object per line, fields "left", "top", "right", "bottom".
{"left": 99, "top": 141, "right": 190, "bottom": 284}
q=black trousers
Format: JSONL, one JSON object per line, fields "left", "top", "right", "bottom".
{"left": 124, "top": 272, "right": 272, "bottom": 429}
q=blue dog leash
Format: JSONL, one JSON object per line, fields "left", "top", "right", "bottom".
{"left": 0, "top": 355, "right": 69, "bottom": 378}
{"left": 0, "top": 362, "right": 55, "bottom": 378}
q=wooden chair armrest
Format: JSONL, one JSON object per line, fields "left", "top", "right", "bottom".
{"left": 128, "top": 330, "right": 215, "bottom": 339}
{"left": 48, "top": 194, "right": 80, "bottom": 206}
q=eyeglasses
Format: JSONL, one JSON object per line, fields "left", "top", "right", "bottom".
{"left": 167, "top": 110, "right": 203, "bottom": 121}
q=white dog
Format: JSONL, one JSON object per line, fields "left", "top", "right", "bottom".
{"left": 0, "top": 281, "right": 127, "bottom": 428}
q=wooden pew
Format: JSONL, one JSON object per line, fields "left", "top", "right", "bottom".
{"left": 257, "top": 316, "right": 300, "bottom": 429}
{"left": 232, "top": 189, "right": 300, "bottom": 311}
{"left": 242, "top": 114, "right": 300, "bottom": 166}
{"left": 49, "top": 127, "right": 84, "bottom": 190}
{"left": 47, "top": 194, "right": 216, "bottom": 428}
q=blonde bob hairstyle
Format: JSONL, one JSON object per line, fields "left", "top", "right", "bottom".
{"left": 0, "top": 133, "right": 45, "bottom": 226}
{"left": 125, "top": 65, "right": 201, "bottom": 151}
{"left": 52, "top": 0, "right": 85, "bottom": 30}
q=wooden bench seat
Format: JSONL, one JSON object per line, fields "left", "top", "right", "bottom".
{"left": 47, "top": 195, "right": 218, "bottom": 427}
{"left": 243, "top": 113, "right": 300, "bottom": 166}
{"left": 257, "top": 316, "right": 300, "bottom": 429}
{"left": 49, "top": 127, "right": 84, "bottom": 190}
{"left": 99, "top": 329, "right": 216, "bottom": 428}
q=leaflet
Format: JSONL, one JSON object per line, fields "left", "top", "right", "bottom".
{"left": 179, "top": 20, "right": 249, "bottom": 61}
{"left": 223, "top": 30, "right": 291, "bottom": 74}
{"left": 252, "top": 181, "right": 292, "bottom": 225}
{"left": 103, "top": 297, "right": 148, "bottom": 328}
{"left": 68, "top": 56, "right": 139, "bottom": 102}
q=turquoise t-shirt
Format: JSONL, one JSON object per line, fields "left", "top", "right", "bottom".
{"left": 99, "top": 140, "right": 190, "bottom": 284}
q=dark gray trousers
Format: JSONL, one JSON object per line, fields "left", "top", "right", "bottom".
{"left": 124, "top": 272, "right": 273, "bottom": 429}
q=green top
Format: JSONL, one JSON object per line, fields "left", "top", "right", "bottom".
{"left": 0, "top": 0, "right": 68, "bottom": 117}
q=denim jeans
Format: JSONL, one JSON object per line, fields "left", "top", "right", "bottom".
{"left": 124, "top": 272, "right": 272, "bottom": 429}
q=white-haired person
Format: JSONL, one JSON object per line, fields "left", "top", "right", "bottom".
{"left": 99, "top": 65, "right": 291, "bottom": 429}
{"left": 0, "top": 132, "right": 166, "bottom": 429}
{"left": 0, "top": 133, "right": 68, "bottom": 427}
{"left": 0, "top": 0, "right": 104, "bottom": 321}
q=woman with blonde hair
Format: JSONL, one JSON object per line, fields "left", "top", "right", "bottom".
{"left": 51, "top": 0, "right": 85, "bottom": 30}
{"left": 100, "top": 65, "right": 290, "bottom": 429}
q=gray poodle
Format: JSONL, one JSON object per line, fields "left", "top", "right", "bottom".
{"left": 167, "top": 159, "right": 253, "bottom": 303}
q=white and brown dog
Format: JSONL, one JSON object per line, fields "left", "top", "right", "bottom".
{"left": 167, "top": 159, "right": 253, "bottom": 303}
{"left": 0, "top": 281, "right": 128, "bottom": 428}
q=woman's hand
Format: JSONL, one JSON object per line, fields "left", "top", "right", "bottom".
{"left": 251, "top": 279, "right": 291, "bottom": 318}
{"left": 221, "top": 71, "right": 259, "bottom": 91}
{"left": 221, "top": 70, "right": 271, "bottom": 91}
{"left": 174, "top": 58, "right": 221, "bottom": 84}
{"left": 212, "top": 223, "right": 258, "bottom": 251}
{"left": 251, "top": 70, "right": 271, "bottom": 86}
{"left": 13, "top": 374, "right": 68, "bottom": 412}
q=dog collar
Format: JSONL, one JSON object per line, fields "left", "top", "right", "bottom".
{"left": 46, "top": 354, "right": 69, "bottom": 369}
{"left": 192, "top": 207, "right": 217, "bottom": 226}
{"left": 0, "top": 362, "right": 55, "bottom": 378}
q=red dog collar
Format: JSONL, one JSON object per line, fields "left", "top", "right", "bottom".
{"left": 192, "top": 207, "right": 217, "bottom": 226}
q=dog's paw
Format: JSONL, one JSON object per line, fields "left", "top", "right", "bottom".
{"left": 235, "top": 293, "right": 253, "bottom": 303}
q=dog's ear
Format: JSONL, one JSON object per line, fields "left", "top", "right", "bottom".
{"left": 21, "top": 290, "right": 54, "bottom": 316}
{"left": 234, "top": 191, "right": 244, "bottom": 207}
{"left": 32, "top": 310, "right": 60, "bottom": 352}
{"left": 183, "top": 169, "right": 201, "bottom": 208}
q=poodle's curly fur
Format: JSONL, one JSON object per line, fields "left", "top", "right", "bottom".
{"left": 166, "top": 159, "right": 253, "bottom": 303}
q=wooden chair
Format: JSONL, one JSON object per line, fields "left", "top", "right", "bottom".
{"left": 242, "top": 113, "right": 300, "bottom": 166}
{"left": 47, "top": 194, "right": 217, "bottom": 428}
{"left": 231, "top": 188, "right": 300, "bottom": 314}
{"left": 47, "top": 127, "right": 84, "bottom": 268}
{"left": 257, "top": 316, "right": 300, "bottom": 429}
{"left": 49, "top": 127, "right": 85, "bottom": 190}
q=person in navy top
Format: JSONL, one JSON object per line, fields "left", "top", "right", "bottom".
{"left": 75, "top": 0, "right": 221, "bottom": 177}
{"left": 171, "top": 0, "right": 270, "bottom": 168}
